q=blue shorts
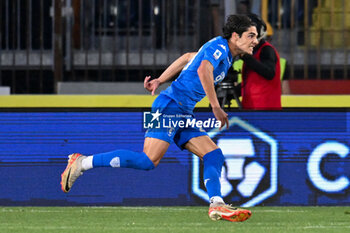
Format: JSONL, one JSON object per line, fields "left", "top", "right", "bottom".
{"left": 145, "top": 94, "right": 208, "bottom": 150}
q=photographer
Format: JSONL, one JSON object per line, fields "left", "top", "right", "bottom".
{"left": 236, "top": 14, "right": 282, "bottom": 110}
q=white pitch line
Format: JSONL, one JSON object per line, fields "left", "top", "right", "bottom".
{"left": 0, "top": 207, "right": 204, "bottom": 213}
{"left": 252, "top": 209, "right": 307, "bottom": 213}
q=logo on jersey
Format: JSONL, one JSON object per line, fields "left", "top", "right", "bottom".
{"left": 214, "top": 72, "right": 225, "bottom": 84}
{"left": 219, "top": 44, "right": 227, "bottom": 51}
{"left": 191, "top": 117, "right": 278, "bottom": 207}
{"left": 213, "top": 49, "right": 222, "bottom": 60}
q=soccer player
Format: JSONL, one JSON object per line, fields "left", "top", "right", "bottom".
{"left": 61, "top": 14, "right": 258, "bottom": 222}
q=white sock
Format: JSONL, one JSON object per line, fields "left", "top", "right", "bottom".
{"left": 81, "top": 156, "right": 93, "bottom": 171}
{"left": 210, "top": 196, "right": 224, "bottom": 204}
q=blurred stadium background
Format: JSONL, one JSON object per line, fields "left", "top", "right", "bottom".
{"left": 0, "top": 0, "right": 350, "bottom": 223}
{"left": 0, "top": 0, "right": 349, "bottom": 94}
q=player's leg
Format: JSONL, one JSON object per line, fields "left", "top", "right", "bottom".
{"left": 184, "top": 135, "right": 224, "bottom": 203}
{"left": 185, "top": 135, "right": 252, "bottom": 222}
{"left": 85, "top": 137, "right": 169, "bottom": 169}
{"left": 61, "top": 93, "right": 175, "bottom": 192}
{"left": 61, "top": 137, "right": 169, "bottom": 192}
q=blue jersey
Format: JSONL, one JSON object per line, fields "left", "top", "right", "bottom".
{"left": 161, "top": 36, "right": 233, "bottom": 114}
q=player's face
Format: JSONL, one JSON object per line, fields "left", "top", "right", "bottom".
{"left": 235, "top": 26, "right": 259, "bottom": 55}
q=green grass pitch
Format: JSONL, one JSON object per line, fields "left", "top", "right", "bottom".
{"left": 1, "top": 206, "right": 350, "bottom": 233}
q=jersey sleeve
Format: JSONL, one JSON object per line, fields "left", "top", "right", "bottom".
{"left": 202, "top": 43, "right": 227, "bottom": 69}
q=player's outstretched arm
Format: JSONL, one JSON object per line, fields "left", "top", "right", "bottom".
{"left": 197, "top": 60, "right": 229, "bottom": 129}
{"left": 144, "top": 52, "right": 196, "bottom": 95}
{"left": 158, "top": 52, "right": 196, "bottom": 84}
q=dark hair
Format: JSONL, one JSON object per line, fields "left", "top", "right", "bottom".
{"left": 246, "top": 13, "right": 267, "bottom": 39}
{"left": 222, "top": 14, "right": 256, "bottom": 40}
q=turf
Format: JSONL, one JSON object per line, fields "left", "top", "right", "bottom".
{"left": 0, "top": 206, "right": 349, "bottom": 233}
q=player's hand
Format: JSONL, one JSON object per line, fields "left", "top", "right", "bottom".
{"left": 212, "top": 107, "right": 229, "bottom": 130}
{"left": 144, "top": 76, "right": 161, "bottom": 96}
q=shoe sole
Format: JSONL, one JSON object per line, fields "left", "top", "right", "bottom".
{"left": 60, "top": 153, "right": 82, "bottom": 193}
{"left": 209, "top": 209, "right": 252, "bottom": 222}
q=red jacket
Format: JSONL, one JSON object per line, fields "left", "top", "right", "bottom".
{"left": 241, "top": 41, "right": 281, "bottom": 110}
